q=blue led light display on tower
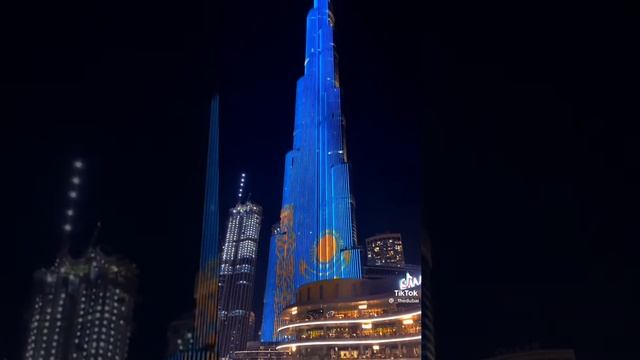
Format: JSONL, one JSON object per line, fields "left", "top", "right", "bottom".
{"left": 165, "top": 97, "right": 220, "bottom": 360}
{"left": 194, "top": 96, "right": 221, "bottom": 353}
{"left": 261, "top": 0, "right": 361, "bottom": 342}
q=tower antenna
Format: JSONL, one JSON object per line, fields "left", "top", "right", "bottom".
{"left": 59, "top": 159, "right": 84, "bottom": 255}
{"left": 89, "top": 221, "right": 102, "bottom": 248}
{"left": 238, "top": 172, "right": 246, "bottom": 203}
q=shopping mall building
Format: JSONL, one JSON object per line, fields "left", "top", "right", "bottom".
{"left": 274, "top": 277, "right": 421, "bottom": 359}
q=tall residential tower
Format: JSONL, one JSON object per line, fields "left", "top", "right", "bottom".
{"left": 22, "top": 160, "right": 139, "bottom": 360}
{"left": 217, "top": 193, "right": 263, "bottom": 358}
{"left": 261, "top": 0, "right": 362, "bottom": 342}
{"left": 23, "top": 248, "right": 138, "bottom": 360}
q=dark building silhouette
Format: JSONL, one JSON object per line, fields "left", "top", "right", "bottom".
{"left": 421, "top": 234, "right": 435, "bottom": 360}
{"left": 22, "top": 247, "right": 138, "bottom": 360}
{"left": 362, "top": 263, "right": 420, "bottom": 280}
{"left": 166, "top": 312, "right": 196, "bottom": 357}
{"left": 483, "top": 349, "right": 576, "bottom": 360}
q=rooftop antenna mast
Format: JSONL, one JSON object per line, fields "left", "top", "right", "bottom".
{"left": 59, "top": 159, "right": 84, "bottom": 255}
{"left": 237, "top": 172, "right": 246, "bottom": 203}
{"left": 89, "top": 221, "right": 102, "bottom": 248}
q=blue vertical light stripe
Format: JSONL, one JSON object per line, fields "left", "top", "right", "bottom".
{"left": 260, "top": 229, "right": 279, "bottom": 342}
{"left": 193, "top": 96, "right": 220, "bottom": 354}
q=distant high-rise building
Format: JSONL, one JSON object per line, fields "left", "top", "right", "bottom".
{"left": 361, "top": 233, "right": 417, "bottom": 287}
{"left": 217, "top": 199, "right": 263, "bottom": 358}
{"left": 261, "top": 0, "right": 362, "bottom": 342}
{"left": 22, "top": 247, "right": 138, "bottom": 360}
{"left": 166, "top": 312, "right": 196, "bottom": 357}
{"left": 166, "top": 96, "right": 221, "bottom": 360}
{"left": 365, "top": 233, "right": 405, "bottom": 267}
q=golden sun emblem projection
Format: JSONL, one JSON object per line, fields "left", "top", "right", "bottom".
{"left": 298, "top": 230, "right": 355, "bottom": 280}
{"left": 298, "top": 227, "right": 357, "bottom": 280}
{"left": 317, "top": 233, "right": 337, "bottom": 263}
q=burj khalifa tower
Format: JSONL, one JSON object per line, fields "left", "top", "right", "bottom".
{"left": 261, "top": 0, "right": 362, "bottom": 342}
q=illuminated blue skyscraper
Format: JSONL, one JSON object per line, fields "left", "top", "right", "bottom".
{"left": 261, "top": 0, "right": 361, "bottom": 342}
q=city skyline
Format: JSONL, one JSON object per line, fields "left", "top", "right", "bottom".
{"left": 1, "top": 0, "right": 632, "bottom": 359}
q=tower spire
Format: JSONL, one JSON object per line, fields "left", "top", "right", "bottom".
{"left": 59, "top": 159, "right": 84, "bottom": 256}
{"left": 238, "top": 172, "right": 246, "bottom": 203}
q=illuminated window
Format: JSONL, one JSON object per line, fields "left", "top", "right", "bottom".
{"left": 237, "top": 240, "right": 256, "bottom": 258}
{"left": 220, "top": 264, "right": 232, "bottom": 275}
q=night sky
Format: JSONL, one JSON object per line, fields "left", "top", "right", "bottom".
{"left": 0, "top": 0, "right": 635, "bottom": 360}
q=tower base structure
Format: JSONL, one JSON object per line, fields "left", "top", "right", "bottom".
{"left": 274, "top": 278, "right": 422, "bottom": 360}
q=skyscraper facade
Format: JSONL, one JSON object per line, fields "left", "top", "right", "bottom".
{"left": 365, "top": 233, "right": 406, "bottom": 267}
{"left": 22, "top": 247, "right": 138, "bottom": 360}
{"left": 261, "top": 0, "right": 362, "bottom": 342}
{"left": 421, "top": 234, "right": 435, "bottom": 360}
{"left": 217, "top": 200, "right": 263, "bottom": 358}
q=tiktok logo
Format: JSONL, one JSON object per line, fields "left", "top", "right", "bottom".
{"left": 399, "top": 272, "right": 422, "bottom": 290}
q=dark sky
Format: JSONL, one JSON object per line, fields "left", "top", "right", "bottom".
{"left": 0, "top": 0, "right": 635, "bottom": 360}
